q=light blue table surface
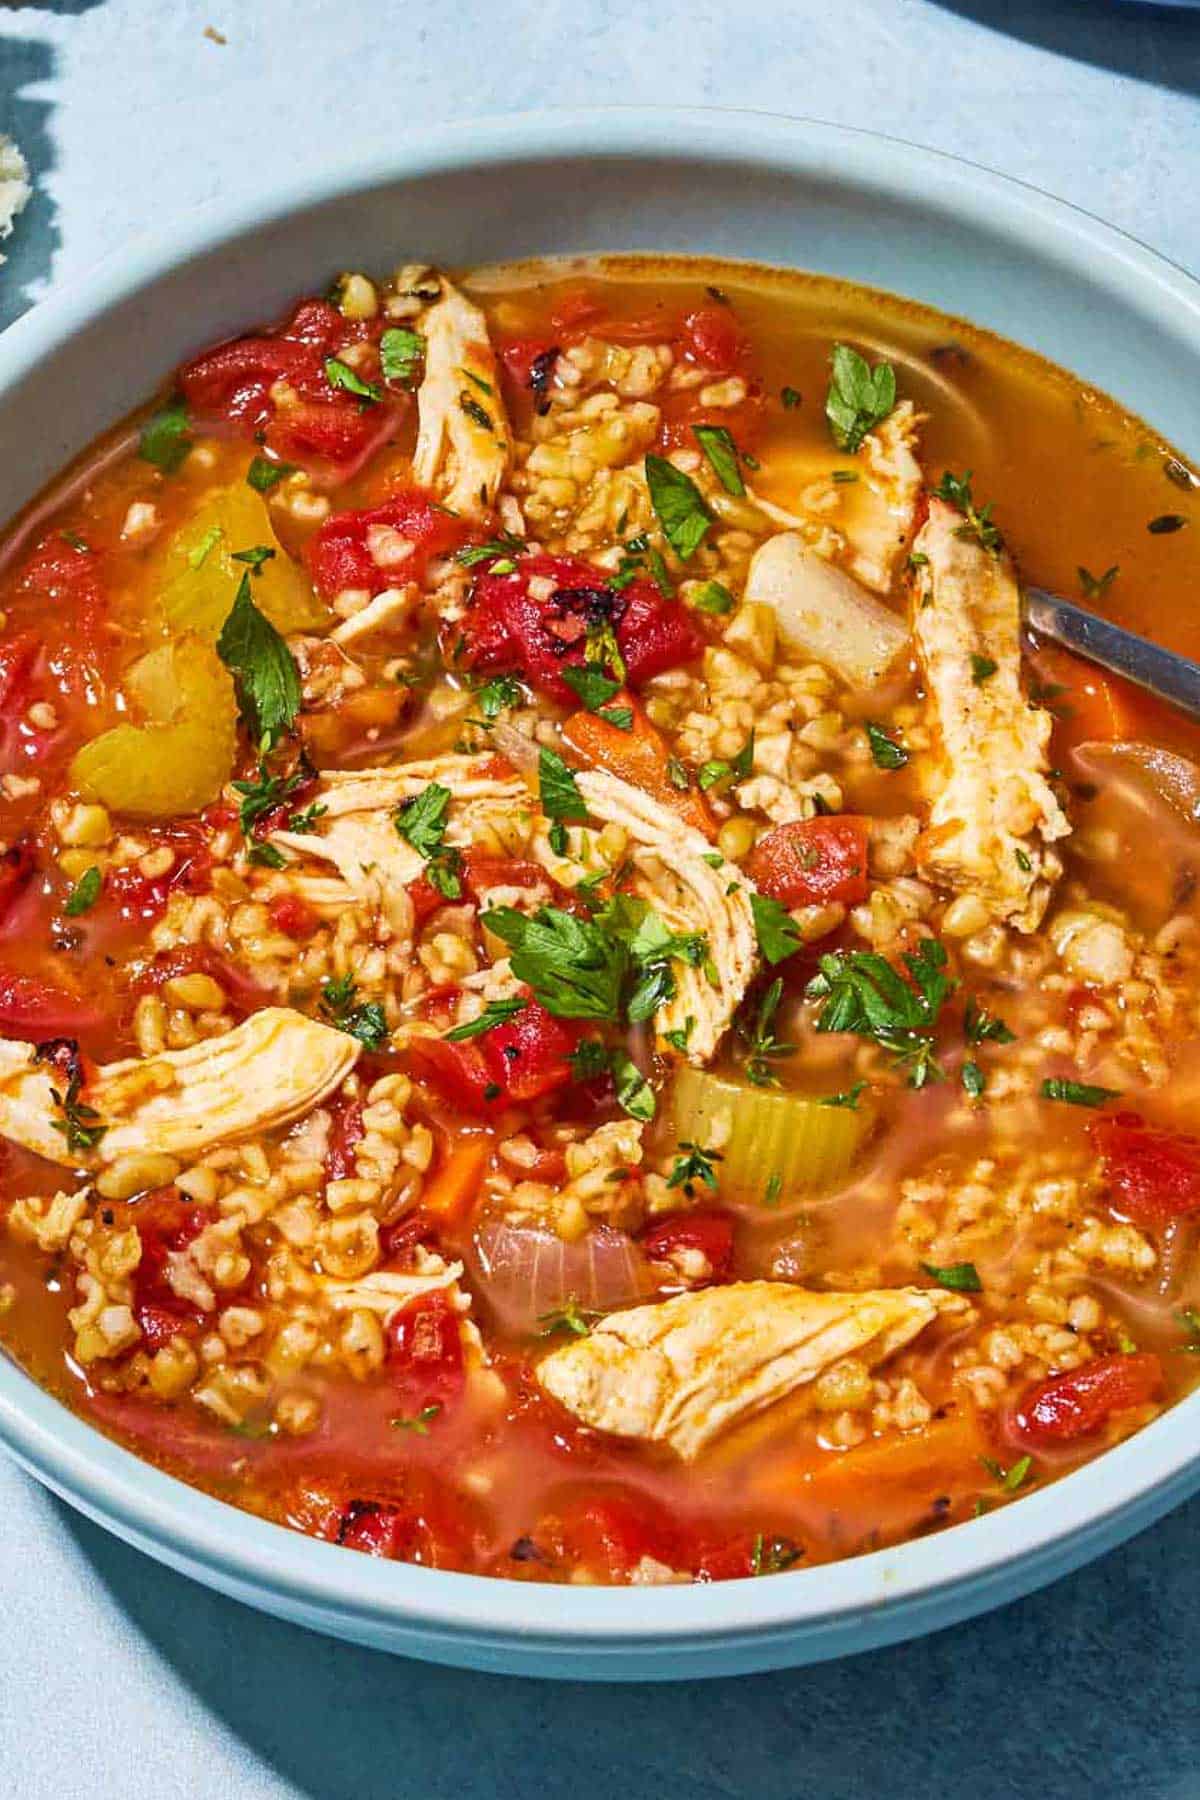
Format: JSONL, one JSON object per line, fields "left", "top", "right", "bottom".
{"left": 4, "top": 2, "right": 1200, "bottom": 1794}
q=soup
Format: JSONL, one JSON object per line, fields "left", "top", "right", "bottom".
{"left": 0, "top": 255, "right": 1198, "bottom": 1585}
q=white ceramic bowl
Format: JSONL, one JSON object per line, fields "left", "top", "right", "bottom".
{"left": 2, "top": 110, "right": 1200, "bottom": 1680}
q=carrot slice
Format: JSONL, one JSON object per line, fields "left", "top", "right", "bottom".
{"left": 420, "top": 1139, "right": 490, "bottom": 1224}
{"left": 561, "top": 694, "right": 717, "bottom": 840}
{"left": 751, "top": 1405, "right": 989, "bottom": 1543}
{"left": 1031, "top": 644, "right": 1161, "bottom": 748}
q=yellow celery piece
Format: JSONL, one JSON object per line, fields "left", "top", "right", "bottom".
{"left": 155, "top": 479, "right": 329, "bottom": 638}
{"left": 668, "top": 1065, "right": 874, "bottom": 1206}
{"left": 70, "top": 636, "right": 238, "bottom": 817}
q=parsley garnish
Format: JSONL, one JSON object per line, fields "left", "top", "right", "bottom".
{"left": 610, "top": 1048, "right": 656, "bottom": 1122}
{"left": 962, "top": 1060, "right": 985, "bottom": 1098}
{"left": 232, "top": 544, "right": 276, "bottom": 571}
{"left": 457, "top": 531, "right": 526, "bottom": 570}
{"left": 475, "top": 674, "right": 523, "bottom": 720}
{"left": 964, "top": 1000, "right": 1015, "bottom": 1046}
{"left": 825, "top": 344, "right": 896, "bottom": 453}
{"left": 921, "top": 1260, "right": 982, "bottom": 1293}
{"left": 482, "top": 905, "right": 627, "bottom": 1021}
{"left": 567, "top": 1037, "right": 611, "bottom": 1082}
{"left": 537, "top": 1297, "right": 598, "bottom": 1339}
{"left": 1148, "top": 514, "right": 1186, "bottom": 535}
{"left": 216, "top": 573, "right": 302, "bottom": 748}
{"left": 644, "top": 455, "right": 712, "bottom": 560}
{"left": 561, "top": 665, "right": 621, "bottom": 713}
{"left": 737, "top": 977, "right": 796, "bottom": 1087}
{"left": 932, "top": 470, "right": 1003, "bottom": 554}
{"left": 698, "top": 731, "right": 755, "bottom": 793}
{"left": 691, "top": 579, "right": 734, "bottom": 616}
{"left": 750, "top": 1534, "right": 803, "bottom": 1575}
{"left": 444, "top": 997, "right": 529, "bottom": 1043}
{"left": 1041, "top": 1077, "right": 1120, "bottom": 1108}
{"left": 286, "top": 800, "right": 326, "bottom": 834}
{"left": 781, "top": 386, "right": 802, "bottom": 410}
{"left": 750, "top": 893, "right": 802, "bottom": 966}
{"left": 64, "top": 867, "right": 102, "bottom": 917}
{"left": 821, "top": 1080, "right": 867, "bottom": 1110}
{"left": 970, "top": 654, "right": 998, "bottom": 686}
{"left": 247, "top": 843, "right": 286, "bottom": 869}
{"left": 396, "top": 782, "right": 452, "bottom": 857}
{"left": 379, "top": 326, "right": 424, "bottom": 387}
{"left": 324, "top": 356, "right": 381, "bottom": 404}
{"left": 599, "top": 706, "right": 633, "bottom": 732}
{"left": 692, "top": 424, "right": 745, "bottom": 497}
{"left": 459, "top": 390, "right": 494, "bottom": 432}
{"left": 139, "top": 398, "right": 192, "bottom": 473}
{"left": 866, "top": 721, "right": 908, "bottom": 770}
{"left": 807, "top": 938, "right": 955, "bottom": 1089}
{"left": 539, "top": 747, "right": 588, "bottom": 826}
{"left": 1176, "top": 1306, "right": 1200, "bottom": 1354}
{"left": 231, "top": 759, "right": 307, "bottom": 836}
{"left": 667, "top": 1141, "right": 723, "bottom": 1197}
{"left": 246, "top": 455, "right": 296, "bottom": 493}
{"left": 319, "top": 974, "right": 389, "bottom": 1050}
{"left": 981, "top": 1454, "right": 1033, "bottom": 1493}
{"left": 391, "top": 1403, "right": 441, "bottom": 1434}
{"left": 36, "top": 1042, "right": 106, "bottom": 1157}
{"left": 763, "top": 1172, "right": 783, "bottom": 1207}
{"left": 1078, "top": 564, "right": 1119, "bottom": 601}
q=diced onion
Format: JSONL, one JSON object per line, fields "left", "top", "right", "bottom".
{"left": 467, "top": 1217, "right": 655, "bottom": 1336}
{"left": 744, "top": 531, "right": 908, "bottom": 687}
{"left": 668, "top": 1065, "right": 874, "bottom": 1212}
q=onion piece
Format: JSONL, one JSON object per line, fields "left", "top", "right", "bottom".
{"left": 486, "top": 717, "right": 542, "bottom": 781}
{"left": 1070, "top": 740, "right": 1200, "bottom": 925}
{"left": 467, "top": 1217, "right": 655, "bottom": 1336}
{"left": 668, "top": 1065, "right": 875, "bottom": 1213}
{"left": 743, "top": 532, "right": 908, "bottom": 687}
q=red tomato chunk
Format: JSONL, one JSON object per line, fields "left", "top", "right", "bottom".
{"left": 386, "top": 1291, "right": 465, "bottom": 1411}
{"left": 126, "top": 1190, "right": 216, "bottom": 1352}
{"left": 307, "top": 488, "right": 467, "bottom": 598}
{"left": 746, "top": 816, "right": 870, "bottom": 908}
{"left": 1012, "top": 1352, "right": 1163, "bottom": 1446}
{"left": 1092, "top": 1113, "right": 1200, "bottom": 1227}
{"left": 461, "top": 553, "right": 702, "bottom": 704}
{"left": 641, "top": 1209, "right": 735, "bottom": 1282}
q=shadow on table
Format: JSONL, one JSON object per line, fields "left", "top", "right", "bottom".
{"left": 932, "top": 0, "right": 1200, "bottom": 98}
{"left": 55, "top": 1490, "right": 1200, "bottom": 1800}
{"left": 0, "top": 0, "right": 107, "bottom": 334}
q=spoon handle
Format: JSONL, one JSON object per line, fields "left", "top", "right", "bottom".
{"left": 1024, "top": 586, "right": 1200, "bottom": 724}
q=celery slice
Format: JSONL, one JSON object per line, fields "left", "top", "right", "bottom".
{"left": 668, "top": 1065, "right": 873, "bottom": 1208}
{"left": 155, "top": 482, "right": 328, "bottom": 639}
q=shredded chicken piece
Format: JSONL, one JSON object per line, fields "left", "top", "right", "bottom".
{"left": 537, "top": 1280, "right": 967, "bottom": 1459}
{"left": 412, "top": 280, "right": 512, "bottom": 516}
{"left": 571, "top": 770, "right": 759, "bottom": 1063}
{"left": 271, "top": 754, "right": 533, "bottom": 933}
{"left": 911, "top": 496, "right": 1070, "bottom": 931}
{"left": 0, "top": 1009, "right": 358, "bottom": 1169}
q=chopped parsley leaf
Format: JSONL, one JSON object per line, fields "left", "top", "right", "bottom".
{"left": 538, "top": 747, "right": 589, "bottom": 824}
{"left": 216, "top": 574, "right": 302, "bottom": 748}
{"left": 690, "top": 579, "right": 734, "bottom": 616}
{"left": 692, "top": 423, "right": 745, "bottom": 497}
{"left": 561, "top": 665, "right": 622, "bottom": 713}
{"left": 319, "top": 973, "right": 389, "bottom": 1050}
{"left": 932, "top": 469, "right": 1003, "bottom": 553}
{"left": 644, "top": 454, "right": 712, "bottom": 560}
{"left": 821, "top": 1079, "right": 867, "bottom": 1110}
{"left": 921, "top": 1260, "right": 982, "bottom": 1293}
{"left": 379, "top": 326, "right": 424, "bottom": 387}
{"left": 139, "top": 398, "right": 192, "bottom": 473}
{"left": 750, "top": 893, "right": 802, "bottom": 966}
{"left": 246, "top": 455, "right": 295, "bottom": 493}
{"left": 64, "top": 867, "right": 102, "bottom": 917}
{"left": 667, "top": 1141, "right": 723, "bottom": 1197}
{"left": 866, "top": 721, "right": 908, "bottom": 770}
{"left": 970, "top": 654, "right": 998, "bottom": 686}
{"left": 324, "top": 356, "right": 381, "bottom": 403}
{"left": 825, "top": 344, "right": 896, "bottom": 453}
{"left": 444, "top": 997, "right": 529, "bottom": 1043}
{"left": 1041, "top": 1078, "right": 1120, "bottom": 1108}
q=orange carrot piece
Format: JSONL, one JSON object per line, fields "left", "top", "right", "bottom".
{"left": 420, "top": 1139, "right": 490, "bottom": 1224}
{"left": 1032, "top": 644, "right": 1161, "bottom": 748}
{"left": 561, "top": 694, "right": 717, "bottom": 840}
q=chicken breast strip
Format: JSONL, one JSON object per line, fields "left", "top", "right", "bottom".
{"left": 412, "top": 280, "right": 512, "bottom": 517}
{"left": 573, "top": 769, "right": 759, "bottom": 1063}
{"left": 911, "top": 495, "right": 1069, "bottom": 931}
{"left": 537, "top": 1280, "right": 967, "bottom": 1460}
{"left": 271, "top": 754, "right": 534, "bottom": 933}
{"left": 0, "top": 1008, "right": 358, "bottom": 1169}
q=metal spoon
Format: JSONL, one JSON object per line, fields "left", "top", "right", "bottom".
{"left": 1024, "top": 587, "right": 1200, "bottom": 723}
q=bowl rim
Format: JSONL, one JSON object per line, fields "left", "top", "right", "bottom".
{"left": 3, "top": 103, "right": 1200, "bottom": 1654}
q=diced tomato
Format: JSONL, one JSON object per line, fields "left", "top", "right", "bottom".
{"left": 640, "top": 1208, "right": 735, "bottom": 1281}
{"left": 678, "top": 305, "right": 741, "bottom": 373}
{"left": 107, "top": 835, "right": 213, "bottom": 923}
{"left": 335, "top": 1502, "right": 412, "bottom": 1558}
{"left": 462, "top": 852, "right": 547, "bottom": 898}
{"left": 1091, "top": 1113, "right": 1200, "bottom": 1227}
{"left": 746, "top": 816, "right": 870, "bottom": 909}
{"left": 0, "top": 970, "right": 101, "bottom": 1035}
{"left": 267, "top": 892, "right": 319, "bottom": 940}
{"left": 325, "top": 1097, "right": 365, "bottom": 1181}
{"left": 498, "top": 337, "right": 560, "bottom": 406}
{"left": 124, "top": 1189, "right": 215, "bottom": 1352}
{"left": 408, "top": 996, "right": 577, "bottom": 1114}
{"left": 15, "top": 538, "right": 107, "bottom": 701}
{"left": 132, "top": 945, "right": 268, "bottom": 1017}
{"left": 461, "top": 553, "right": 702, "bottom": 703}
{"left": 557, "top": 1491, "right": 681, "bottom": 1580}
{"left": 1011, "top": 1352, "right": 1163, "bottom": 1446}
{"left": 480, "top": 999, "right": 578, "bottom": 1104}
{"left": 180, "top": 298, "right": 399, "bottom": 481}
{"left": 386, "top": 1290, "right": 465, "bottom": 1412}
{"left": 307, "top": 487, "right": 468, "bottom": 598}
{"left": 378, "top": 1209, "right": 437, "bottom": 1266}
{"left": 548, "top": 288, "right": 606, "bottom": 334}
